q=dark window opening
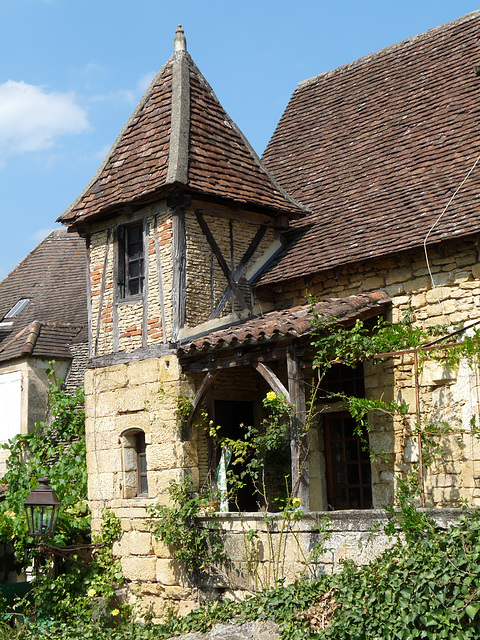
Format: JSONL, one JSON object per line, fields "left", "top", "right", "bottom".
{"left": 212, "top": 399, "right": 291, "bottom": 512}
{"left": 118, "top": 223, "right": 144, "bottom": 298}
{"left": 318, "top": 363, "right": 365, "bottom": 401}
{"left": 136, "top": 432, "right": 148, "bottom": 497}
{"left": 324, "top": 412, "right": 372, "bottom": 510}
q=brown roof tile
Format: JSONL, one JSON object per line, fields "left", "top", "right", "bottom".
{"left": 260, "top": 11, "right": 480, "bottom": 284}
{"left": 179, "top": 291, "right": 390, "bottom": 355}
{"left": 0, "top": 230, "right": 87, "bottom": 363}
{"left": 60, "top": 29, "right": 306, "bottom": 226}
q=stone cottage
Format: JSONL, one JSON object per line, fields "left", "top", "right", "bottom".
{"left": 60, "top": 13, "right": 480, "bottom": 611}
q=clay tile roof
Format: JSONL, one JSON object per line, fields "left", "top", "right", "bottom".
{"left": 0, "top": 230, "right": 87, "bottom": 363}
{"left": 59, "top": 27, "right": 307, "bottom": 227}
{"left": 260, "top": 11, "right": 480, "bottom": 285}
{"left": 179, "top": 291, "right": 390, "bottom": 355}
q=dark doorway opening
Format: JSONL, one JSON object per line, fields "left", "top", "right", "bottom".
{"left": 214, "top": 400, "right": 258, "bottom": 512}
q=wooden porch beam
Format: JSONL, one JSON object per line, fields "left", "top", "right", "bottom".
{"left": 287, "top": 346, "right": 309, "bottom": 510}
{"left": 186, "top": 371, "right": 220, "bottom": 429}
{"left": 252, "top": 362, "right": 290, "bottom": 401}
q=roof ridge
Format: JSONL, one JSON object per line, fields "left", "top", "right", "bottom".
{"left": 0, "top": 322, "right": 35, "bottom": 355}
{"left": 41, "top": 321, "right": 86, "bottom": 329}
{"left": 297, "top": 10, "right": 480, "bottom": 91}
{"left": 22, "top": 320, "right": 42, "bottom": 355}
{"left": 165, "top": 43, "right": 190, "bottom": 185}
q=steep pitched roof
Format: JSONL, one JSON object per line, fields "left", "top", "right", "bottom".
{"left": 0, "top": 230, "right": 87, "bottom": 363}
{"left": 60, "top": 27, "right": 306, "bottom": 228}
{"left": 260, "top": 11, "right": 480, "bottom": 285}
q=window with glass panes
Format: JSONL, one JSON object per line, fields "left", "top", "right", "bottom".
{"left": 118, "top": 223, "right": 144, "bottom": 298}
{"left": 324, "top": 412, "right": 372, "bottom": 510}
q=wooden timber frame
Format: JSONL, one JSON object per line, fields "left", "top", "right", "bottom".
{"left": 180, "top": 337, "right": 311, "bottom": 509}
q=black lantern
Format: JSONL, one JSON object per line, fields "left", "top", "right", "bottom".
{"left": 24, "top": 477, "right": 60, "bottom": 540}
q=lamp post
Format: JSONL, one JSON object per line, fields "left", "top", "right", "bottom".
{"left": 24, "top": 477, "right": 101, "bottom": 569}
{"left": 24, "top": 477, "right": 60, "bottom": 541}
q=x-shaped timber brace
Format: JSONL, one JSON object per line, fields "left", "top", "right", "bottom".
{"left": 194, "top": 211, "right": 267, "bottom": 320}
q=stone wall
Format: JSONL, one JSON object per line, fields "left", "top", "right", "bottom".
{"left": 85, "top": 353, "right": 195, "bottom": 521}
{"left": 109, "top": 505, "right": 461, "bottom": 618}
{"left": 184, "top": 211, "right": 276, "bottom": 326}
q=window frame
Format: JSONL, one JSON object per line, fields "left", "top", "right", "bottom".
{"left": 117, "top": 222, "right": 145, "bottom": 300}
{"left": 121, "top": 429, "right": 148, "bottom": 499}
{"left": 323, "top": 411, "right": 372, "bottom": 510}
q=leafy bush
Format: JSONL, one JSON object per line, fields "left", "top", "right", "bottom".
{"left": 0, "top": 365, "right": 88, "bottom": 568}
{"left": 147, "top": 476, "right": 227, "bottom": 574}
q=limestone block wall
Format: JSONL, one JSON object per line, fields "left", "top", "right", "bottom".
{"left": 107, "top": 505, "right": 460, "bottom": 618}
{"left": 84, "top": 353, "right": 196, "bottom": 522}
{"left": 257, "top": 237, "right": 480, "bottom": 507}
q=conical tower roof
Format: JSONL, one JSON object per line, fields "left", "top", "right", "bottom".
{"left": 60, "top": 26, "right": 307, "bottom": 227}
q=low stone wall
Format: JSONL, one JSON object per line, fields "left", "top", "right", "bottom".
{"left": 112, "top": 505, "right": 462, "bottom": 618}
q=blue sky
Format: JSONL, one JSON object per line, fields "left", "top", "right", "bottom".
{"left": 0, "top": 0, "right": 478, "bottom": 280}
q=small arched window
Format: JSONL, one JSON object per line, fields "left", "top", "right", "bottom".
{"left": 121, "top": 429, "right": 148, "bottom": 498}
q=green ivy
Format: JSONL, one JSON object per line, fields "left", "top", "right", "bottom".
{"left": 146, "top": 476, "right": 228, "bottom": 574}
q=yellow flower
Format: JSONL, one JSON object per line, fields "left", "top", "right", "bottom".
{"left": 266, "top": 391, "right": 276, "bottom": 401}
{"left": 87, "top": 588, "right": 96, "bottom": 598}
{"left": 292, "top": 497, "right": 301, "bottom": 507}
{"left": 111, "top": 609, "right": 120, "bottom": 617}
{"left": 3, "top": 510, "right": 16, "bottom": 519}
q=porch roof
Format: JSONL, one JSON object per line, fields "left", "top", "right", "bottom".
{"left": 178, "top": 290, "right": 390, "bottom": 357}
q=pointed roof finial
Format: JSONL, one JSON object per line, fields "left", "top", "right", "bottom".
{"left": 174, "top": 24, "right": 187, "bottom": 53}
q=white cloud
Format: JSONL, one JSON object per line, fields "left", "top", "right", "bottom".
{"left": 89, "top": 71, "right": 157, "bottom": 106}
{"left": 31, "top": 227, "right": 56, "bottom": 244}
{"left": 96, "top": 144, "right": 112, "bottom": 161}
{"left": 89, "top": 89, "right": 135, "bottom": 105}
{"left": 0, "top": 81, "right": 89, "bottom": 164}
{"left": 137, "top": 71, "right": 156, "bottom": 93}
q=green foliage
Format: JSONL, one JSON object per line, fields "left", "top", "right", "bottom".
{"left": 384, "top": 472, "right": 436, "bottom": 544}
{"left": 310, "top": 314, "right": 428, "bottom": 378}
{"left": 20, "top": 508, "right": 480, "bottom": 639}
{"left": 20, "top": 507, "right": 130, "bottom": 629}
{"left": 146, "top": 476, "right": 228, "bottom": 574}
{"left": 0, "top": 364, "right": 88, "bottom": 565}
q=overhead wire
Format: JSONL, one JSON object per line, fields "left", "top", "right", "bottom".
{"left": 423, "top": 150, "right": 480, "bottom": 322}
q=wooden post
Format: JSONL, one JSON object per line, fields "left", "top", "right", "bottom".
{"left": 171, "top": 205, "right": 187, "bottom": 342}
{"left": 287, "top": 346, "right": 309, "bottom": 510}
